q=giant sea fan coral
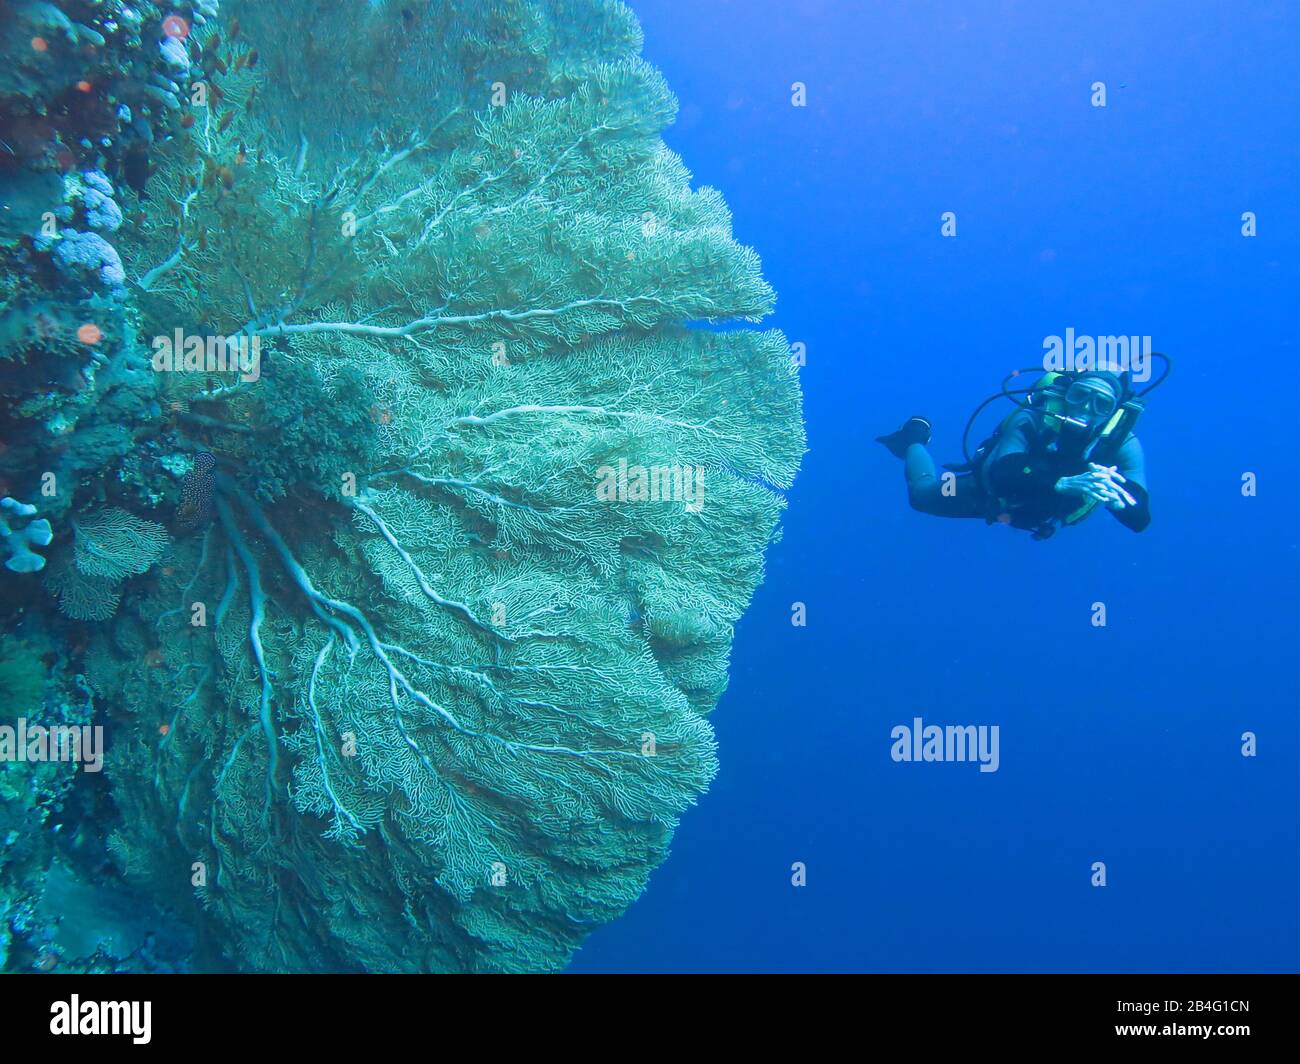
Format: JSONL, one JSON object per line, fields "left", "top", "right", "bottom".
{"left": 92, "top": 0, "right": 804, "bottom": 971}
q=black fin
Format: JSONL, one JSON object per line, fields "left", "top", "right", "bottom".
{"left": 876, "top": 417, "right": 932, "bottom": 459}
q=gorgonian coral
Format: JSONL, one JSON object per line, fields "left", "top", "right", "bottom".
{"left": 87, "top": 0, "right": 804, "bottom": 971}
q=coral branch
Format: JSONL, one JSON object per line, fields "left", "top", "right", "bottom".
{"left": 254, "top": 296, "right": 670, "bottom": 340}
{"left": 220, "top": 476, "right": 637, "bottom": 769}
{"left": 345, "top": 493, "right": 506, "bottom": 638}
{"left": 213, "top": 492, "right": 280, "bottom": 823}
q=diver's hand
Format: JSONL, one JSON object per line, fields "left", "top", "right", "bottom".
{"left": 1091, "top": 463, "right": 1139, "bottom": 510}
{"left": 1054, "top": 463, "right": 1138, "bottom": 509}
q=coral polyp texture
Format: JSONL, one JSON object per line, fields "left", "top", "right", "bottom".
{"left": 4, "top": 0, "right": 803, "bottom": 972}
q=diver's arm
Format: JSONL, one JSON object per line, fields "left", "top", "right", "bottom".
{"left": 1109, "top": 436, "right": 1151, "bottom": 532}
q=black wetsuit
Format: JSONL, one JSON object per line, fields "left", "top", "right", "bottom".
{"left": 903, "top": 408, "right": 1151, "bottom": 536}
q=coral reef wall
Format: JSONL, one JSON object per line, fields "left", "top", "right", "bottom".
{"left": 1, "top": 0, "right": 222, "bottom": 973}
{"left": 2, "top": 0, "right": 804, "bottom": 972}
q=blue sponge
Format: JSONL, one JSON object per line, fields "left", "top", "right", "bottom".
{"left": 0, "top": 498, "right": 54, "bottom": 573}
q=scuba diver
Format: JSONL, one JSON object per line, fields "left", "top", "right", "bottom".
{"left": 876, "top": 357, "right": 1169, "bottom": 540}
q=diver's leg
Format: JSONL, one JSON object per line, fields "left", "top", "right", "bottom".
{"left": 904, "top": 446, "right": 986, "bottom": 518}
{"left": 903, "top": 443, "right": 944, "bottom": 512}
{"left": 879, "top": 417, "right": 985, "bottom": 518}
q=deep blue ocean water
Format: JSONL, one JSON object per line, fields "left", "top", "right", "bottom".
{"left": 570, "top": 0, "right": 1300, "bottom": 973}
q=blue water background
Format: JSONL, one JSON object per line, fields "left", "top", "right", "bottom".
{"left": 570, "top": 0, "right": 1300, "bottom": 973}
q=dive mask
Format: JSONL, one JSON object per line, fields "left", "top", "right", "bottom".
{"left": 1064, "top": 380, "right": 1119, "bottom": 419}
